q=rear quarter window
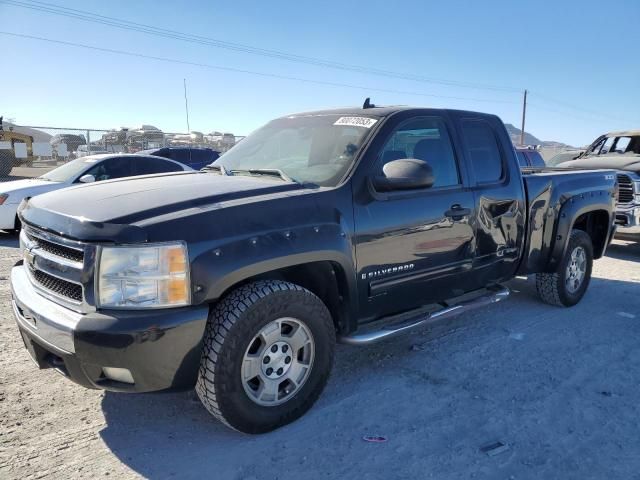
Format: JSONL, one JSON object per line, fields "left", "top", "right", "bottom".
{"left": 460, "top": 119, "right": 504, "bottom": 183}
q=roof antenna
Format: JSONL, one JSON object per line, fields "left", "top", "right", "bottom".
{"left": 363, "top": 97, "right": 375, "bottom": 109}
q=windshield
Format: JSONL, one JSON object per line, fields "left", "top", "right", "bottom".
{"left": 586, "top": 135, "right": 640, "bottom": 156}
{"left": 40, "top": 157, "right": 94, "bottom": 182}
{"left": 213, "top": 114, "right": 378, "bottom": 186}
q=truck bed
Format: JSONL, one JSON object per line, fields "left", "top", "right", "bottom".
{"left": 519, "top": 168, "right": 617, "bottom": 274}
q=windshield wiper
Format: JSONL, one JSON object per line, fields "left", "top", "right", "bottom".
{"left": 230, "top": 168, "right": 296, "bottom": 183}
{"left": 202, "top": 164, "right": 230, "bottom": 175}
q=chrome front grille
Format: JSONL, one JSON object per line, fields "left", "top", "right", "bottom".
{"left": 25, "top": 231, "right": 84, "bottom": 263}
{"left": 32, "top": 269, "right": 83, "bottom": 302}
{"left": 617, "top": 173, "right": 634, "bottom": 204}
{"left": 20, "top": 226, "right": 96, "bottom": 312}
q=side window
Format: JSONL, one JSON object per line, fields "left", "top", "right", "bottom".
{"left": 84, "top": 157, "right": 133, "bottom": 181}
{"left": 170, "top": 149, "right": 191, "bottom": 165}
{"left": 613, "top": 137, "right": 631, "bottom": 153}
{"left": 377, "top": 117, "right": 460, "bottom": 188}
{"left": 600, "top": 137, "right": 615, "bottom": 154}
{"left": 516, "top": 151, "right": 528, "bottom": 167}
{"left": 460, "top": 120, "right": 504, "bottom": 184}
{"left": 190, "top": 149, "right": 217, "bottom": 167}
{"left": 134, "top": 157, "right": 183, "bottom": 175}
{"left": 527, "top": 151, "right": 545, "bottom": 167}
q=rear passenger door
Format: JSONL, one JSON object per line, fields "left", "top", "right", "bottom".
{"left": 456, "top": 116, "right": 525, "bottom": 285}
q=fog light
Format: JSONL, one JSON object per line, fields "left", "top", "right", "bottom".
{"left": 102, "top": 367, "right": 134, "bottom": 384}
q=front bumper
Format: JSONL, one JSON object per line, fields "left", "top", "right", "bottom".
{"left": 615, "top": 204, "right": 640, "bottom": 235}
{"left": 11, "top": 265, "right": 209, "bottom": 392}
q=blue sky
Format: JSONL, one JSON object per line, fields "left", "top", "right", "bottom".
{"left": 2, "top": 0, "right": 639, "bottom": 146}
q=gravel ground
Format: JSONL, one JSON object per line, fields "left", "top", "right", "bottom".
{"left": 0, "top": 235, "right": 639, "bottom": 480}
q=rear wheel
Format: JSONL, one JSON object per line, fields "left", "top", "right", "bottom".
{"left": 536, "top": 229, "right": 593, "bottom": 307}
{"left": 196, "top": 280, "right": 335, "bottom": 433}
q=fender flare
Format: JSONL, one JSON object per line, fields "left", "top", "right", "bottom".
{"left": 546, "top": 193, "right": 613, "bottom": 272}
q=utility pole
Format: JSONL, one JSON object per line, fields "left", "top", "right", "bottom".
{"left": 183, "top": 78, "right": 191, "bottom": 133}
{"left": 520, "top": 89, "right": 528, "bottom": 146}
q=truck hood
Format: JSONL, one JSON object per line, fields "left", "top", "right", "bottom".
{"left": 557, "top": 154, "right": 640, "bottom": 173}
{"left": 0, "top": 178, "right": 64, "bottom": 201}
{"left": 20, "top": 171, "right": 306, "bottom": 242}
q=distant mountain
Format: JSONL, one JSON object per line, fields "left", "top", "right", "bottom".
{"left": 504, "top": 123, "right": 573, "bottom": 149}
{"left": 0, "top": 121, "right": 52, "bottom": 143}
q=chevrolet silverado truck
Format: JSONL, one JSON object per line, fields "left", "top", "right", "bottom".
{"left": 557, "top": 130, "right": 640, "bottom": 237}
{"left": 11, "top": 104, "right": 617, "bottom": 433}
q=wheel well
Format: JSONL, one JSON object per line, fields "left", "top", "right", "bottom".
{"left": 222, "top": 261, "right": 350, "bottom": 333}
{"left": 572, "top": 210, "right": 609, "bottom": 258}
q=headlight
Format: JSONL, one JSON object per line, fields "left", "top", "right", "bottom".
{"left": 97, "top": 242, "right": 190, "bottom": 308}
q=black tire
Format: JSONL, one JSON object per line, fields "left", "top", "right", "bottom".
{"left": 10, "top": 215, "right": 21, "bottom": 234}
{"left": 196, "top": 280, "right": 335, "bottom": 433}
{"left": 536, "top": 229, "right": 593, "bottom": 307}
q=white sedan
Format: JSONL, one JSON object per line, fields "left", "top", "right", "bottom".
{"left": 0, "top": 154, "right": 191, "bottom": 232}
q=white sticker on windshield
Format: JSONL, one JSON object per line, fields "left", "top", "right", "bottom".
{"left": 334, "top": 116, "right": 378, "bottom": 129}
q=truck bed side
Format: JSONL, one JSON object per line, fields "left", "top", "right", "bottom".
{"left": 518, "top": 168, "right": 617, "bottom": 274}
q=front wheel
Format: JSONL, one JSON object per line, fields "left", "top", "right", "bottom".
{"left": 536, "top": 229, "right": 593, "bottom": 307}
{"left": 196, "top": 280, "right": 335, "bottom": 433}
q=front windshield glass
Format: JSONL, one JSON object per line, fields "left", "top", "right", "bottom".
{"left": 40, "top": 157, "right": 94, "bottom": 182}
{"left": 213, "top": 114, "right": 378, "bottom": 186}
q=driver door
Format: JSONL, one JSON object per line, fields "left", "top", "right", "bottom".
{"left": 353, "top": 114, "right": 476, "bottom": 322}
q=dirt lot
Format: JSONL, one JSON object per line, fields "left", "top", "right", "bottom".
{"left": 0, "top": 235, "right": 639, "bottom": 480}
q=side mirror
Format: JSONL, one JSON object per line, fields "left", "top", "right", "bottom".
{"left": 373, "top": 159, "right": 434, "bottom": 192}
{"left": 78, "top": 174, "right": 96, "bottom": 183}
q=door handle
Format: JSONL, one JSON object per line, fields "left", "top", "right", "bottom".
{"left": 445, "top": 204, "right": 471, "bottom": 219}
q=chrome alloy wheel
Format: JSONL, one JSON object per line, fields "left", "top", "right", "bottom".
{"left": 241, "top": 317, "right": 315, "bottom": 406}
{"left": 565, "top": 246, "right": 587, "bottom": 294}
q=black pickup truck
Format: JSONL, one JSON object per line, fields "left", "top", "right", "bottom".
{"left": 11, "top": 104, "right": 617, "bottom": 433}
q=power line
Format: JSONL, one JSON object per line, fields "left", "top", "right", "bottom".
{"left": 528, "top": 91, "right": 636, "bottom": 124}
{"left": 4, "top": 0, "right": 633, "bottom": 126}
{"left": 527, "top": 102, "right": 634, "bottom": 125}
{"left": 0, "top": 31, "right": 521, "bottom": 105}
{"left": 1, "top": 0, "right": 522, "bottom": 93}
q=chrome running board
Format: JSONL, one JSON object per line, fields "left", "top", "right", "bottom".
{"left": 338, "top": 286, "right": 510, "bottom": 345}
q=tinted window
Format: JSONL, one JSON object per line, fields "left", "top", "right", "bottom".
{"left": 84, "top": 157, "right": 133, "bottom": 181}
{"left": 191, "top": 149, "right": 219, "bottom": 165}
{"left": 526, "top": 151, "right": 545, "bottom": 167}
{"left": 168, "top": 149, "right": 191, "bottom": 164}
{"left": 134, "top": 157, "right": 183, "bottom": 175}
{"left": 461, "top": 120, "right": 503, "bottom": 183}
{"left": 516, "top": 151, "right": 528, "bottom": 167}
{"left": 378, "top": 117, "right": 459, "bottom": 188}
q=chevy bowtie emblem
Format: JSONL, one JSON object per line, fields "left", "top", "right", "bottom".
{"left": 24, "top": 246, "right": 36, "bottom": 268}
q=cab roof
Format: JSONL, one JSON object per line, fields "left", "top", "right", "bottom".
{"left": 282, "top": 105, "right": 494, "bottom": 119}
{"left": 605, "top": 129, "right": 640, "bottom": 137}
